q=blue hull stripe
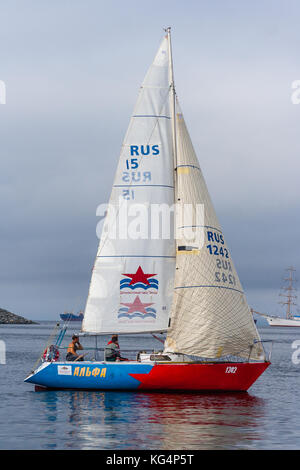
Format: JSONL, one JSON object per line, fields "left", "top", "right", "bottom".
{"left": 25, "top": 362, "right": 153, "bottom": 390}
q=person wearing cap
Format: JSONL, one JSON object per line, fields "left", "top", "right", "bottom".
{"left": 66, "top": 334, "right": 84, "bottom": 361}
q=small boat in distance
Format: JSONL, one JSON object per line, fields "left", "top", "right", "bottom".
{"left": 253, "top": 267, "right": 300, "bottom": 327}
{"left": 60, "top": 311, "right": 84, "bottom": 322}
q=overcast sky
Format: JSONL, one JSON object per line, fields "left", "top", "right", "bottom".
{"left": 0, "top": 0, "right": 300, "bottom": 320}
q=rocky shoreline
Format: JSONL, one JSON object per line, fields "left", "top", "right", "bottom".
{"left": 0, "top": 308, "right": 37, "bottom": 324}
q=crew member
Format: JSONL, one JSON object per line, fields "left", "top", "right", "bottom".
{"left": 66, "top": 334, "right": 84, "bottom": 361}
{"left": 104, "top": 335, "right": 128, "bottom": 361}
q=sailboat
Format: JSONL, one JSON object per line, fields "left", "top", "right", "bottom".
{"left": 25, "top": 28, "right": 270, "bottom": 391}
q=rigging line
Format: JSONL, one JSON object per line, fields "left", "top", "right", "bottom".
{"left": 56, "top": 324, "right": 69, "bottom": 347}
{"left": 152, "top": 333, "right": 165, "bottom": 344}
{"left": 58, "top": 313, "right": 73, "bottom": 335}
{"left": 167, "top": 28, "right": 178, "bottom": 194}
{"left": 29, "top": 322, "right": 60, "bottom": 374}
{"left": 56, "top": 310, "right": 81, "bottom": 346}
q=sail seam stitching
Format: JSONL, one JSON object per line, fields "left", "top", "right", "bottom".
{"left": 132, "top": 115, "right": 171, "bottom": 119}
{"left": 178, "top": 225, "right": 222, "bottom": 233}
{"left": 175, "top": 285, "right": 244, "bottom": 294}
{"left": 113, "top": 184, "right": 174, "bottom": 188}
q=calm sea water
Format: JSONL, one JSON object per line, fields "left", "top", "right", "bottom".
{"left": 0, "top": 322, "right": 299, "bottom": 450}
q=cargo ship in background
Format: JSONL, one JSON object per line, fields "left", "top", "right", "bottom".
{"left": 60, "top": 311, "right": 84, "bottom": 322}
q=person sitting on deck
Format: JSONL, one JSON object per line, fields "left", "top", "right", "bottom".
{"left": 104, "top": 335, "right": 128, "bottom": 362}
{"left": 66, "top": 334, "right": 84, "bottom": 362}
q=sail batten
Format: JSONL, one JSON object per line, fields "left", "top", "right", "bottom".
{"left": 175, "top": 285, "right": 245, "bottom": 294}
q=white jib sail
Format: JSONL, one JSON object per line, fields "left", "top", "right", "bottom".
{"left": 165, "top": 102, "right": 264, "bottom": 360}
{"left": 82, "top": 35, "right": 176, "bottom": 334}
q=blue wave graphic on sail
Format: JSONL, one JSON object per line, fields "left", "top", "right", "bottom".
{"left": 118, "top": 307, "right": 157, "bottom": 319}
{"left": 120, "top": 278, "right": 159, "bottom": 290}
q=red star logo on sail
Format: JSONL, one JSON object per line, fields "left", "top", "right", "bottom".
{"left": 121, "top": 296, "right": 154, "bottom": 314}
{"left": 122, "top": 266, "right": 156, "bottom": 286}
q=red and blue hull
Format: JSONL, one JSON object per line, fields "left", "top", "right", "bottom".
{"left": 24, "top": 361, "right": 270, "bottom": 392}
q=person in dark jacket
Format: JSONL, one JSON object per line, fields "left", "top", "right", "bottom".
{"left": 104, "top": 335, "right": 128, "bottom": 361}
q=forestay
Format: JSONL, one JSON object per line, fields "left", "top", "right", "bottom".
{"left": 82, "top": 35, "right": 176, "bottom": 334}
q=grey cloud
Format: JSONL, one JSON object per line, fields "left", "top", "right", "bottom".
{"left": 1, "top": 0, "right": 300, "bottom": 319}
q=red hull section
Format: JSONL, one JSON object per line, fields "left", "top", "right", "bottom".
{"left": 130, "top": 362, "right": 270, "bottom": 391}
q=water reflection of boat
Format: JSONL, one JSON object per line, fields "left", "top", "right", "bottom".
{"left": 55, "top": 391, "right": 266, "bottom": 450}
{"left": 133, "top": 392, "right": 266, "bottom": 450}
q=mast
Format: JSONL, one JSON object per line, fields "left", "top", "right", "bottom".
{"left": 279, "top": 266, "right": 297, "bottom": 319}
{"left": 166, "top": 27, "right": 178, "bottom": 176}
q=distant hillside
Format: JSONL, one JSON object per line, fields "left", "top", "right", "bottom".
{"left": 0, "top": 308, "right": 37, "bottom": 324}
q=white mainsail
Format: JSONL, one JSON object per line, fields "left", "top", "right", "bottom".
{"left": 164, "top": 102, "right": 264, "bottom": 360}
{"left": 82, "top": 35, "right": 176, "bottom": 334}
